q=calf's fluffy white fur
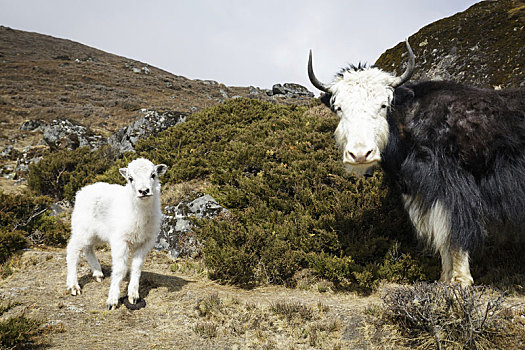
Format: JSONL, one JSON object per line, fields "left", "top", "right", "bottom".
{"left": 66, "top": 158, "right": 167, "bottom": 309}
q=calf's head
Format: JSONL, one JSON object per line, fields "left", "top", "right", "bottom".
{"left": 308, "top": 40, "right": 415, "bottom": 176}
{"left": 119, "top": 158, "right": 167, "bottom": 200}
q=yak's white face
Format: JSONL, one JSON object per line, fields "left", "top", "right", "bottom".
{"left": 329, "top": 68, "right": 396, "bottom": 176}
{"left": 119, "top": 158, "right": 167, "bottom": 200}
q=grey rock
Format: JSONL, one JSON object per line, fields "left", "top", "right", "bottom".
{"left": 186, "top": 194, "right": 226, "bottom": 218}
{"left": 270, "top": 83, "right": 314, "bottom": 98}
{"left": 43, "top": 119, "right": 106, "bottom": 151}
{"left": 49, "top": 200, "right": 73, "bottom": 217}
{"left": 15, "top": 145, "right": 47, "bottom": 178}
{"left": 20, "top": 119, "right": 44, "bottom": 131}
{"left": 108, "top": 110, "right": 187, "bottom": 156}
{"left": 0, "top": 145, "right": 17, "bottom": 160}
{"left": 283, "top": 83, "right": 314, "bottom": 97}
{"left": 156, "top": 194, "right": 228, "bottom": 259}
{"left": 219, "top": 89, "right": 229, "bottom": 99}
{"left": 248, "top": 86, "right": 260, "bottom": 96}
{"left": 1, "top": 164, "right": 15, "bottom": 179}
{"left": 272, "top": 84, "right": 287, "bottom": 95}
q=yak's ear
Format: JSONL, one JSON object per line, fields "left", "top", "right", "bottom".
{"left": 320, "top": 92, "right": 332, "bottom": 108}
{"left": 393, "top": 86, "right": 415, "bottom": 106}
{"left": 155, "top": 164, "right": 168, "bottom": 176}
{"left": 119, "top": 168, "right": 128, "bottom": 179}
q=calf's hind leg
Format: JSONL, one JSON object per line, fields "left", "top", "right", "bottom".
{"left": 83, "top": 245, "right": 104, "bottom": 282}
{"left": 66, "top": 237, "right": 83, "bottom": 295}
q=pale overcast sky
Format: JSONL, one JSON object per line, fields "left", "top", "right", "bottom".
{"left": 1, "top": 0, "right": 479, "bottom": 90}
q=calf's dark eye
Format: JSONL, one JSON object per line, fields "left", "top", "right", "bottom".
{"left": 151, "top": 173, "right": 156, "bottom": 179}
{"left": 128, "top": 177, "right": 133, "bottom": 182}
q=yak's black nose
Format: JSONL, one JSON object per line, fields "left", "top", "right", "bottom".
{"left": 138, "top": 188, "right": 150, "bottom": 196}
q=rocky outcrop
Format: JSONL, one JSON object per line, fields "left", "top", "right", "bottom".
{"left": 15, "top": 145, "right": 47, "bottom": 178}
{"left": 43, "top": 119, "right": 106, "bottom": 151}
{"left": 268, "top": 83, "right": 314, "bottom": 98}
{"left": 156, "top": 194, "right": 228, "bottom": 258}
{"left": 108, "top": 110, "right": 187, "bottom": 156}
{"left": 19, "top": 119, "right": 45, "bottom": 132}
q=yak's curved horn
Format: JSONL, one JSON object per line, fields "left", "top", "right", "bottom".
{"left": 391, "top": 39, "right": 415, "bottom": 88}
{"left": 308, "top": 50, "right": 330, "bottom": 93}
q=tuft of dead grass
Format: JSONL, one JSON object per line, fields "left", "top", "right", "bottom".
{"left": 368, "top": 282, "right": 525, "bottom": 350}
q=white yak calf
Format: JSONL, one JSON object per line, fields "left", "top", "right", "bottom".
{"left": 66, "top": 158, "right": 167, "bottom": 309}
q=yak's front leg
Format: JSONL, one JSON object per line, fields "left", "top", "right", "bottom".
{"left": 450, "top": 248, "right": 473, "bottom": 286}
{"left": 106, "top": 242, "right": 129, "bottom": 310}
{"left": 438, "top": 245, "right": 453, "bottom": 283}
{"left": 127, "top": 245, "right": 148, "bottom": 304}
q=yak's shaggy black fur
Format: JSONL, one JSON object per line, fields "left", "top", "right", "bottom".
{"left": 382, "top": 81, "right": 525, "bottom": 253}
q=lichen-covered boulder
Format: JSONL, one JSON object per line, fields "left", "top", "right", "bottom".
{"left": 108, "top": 110, "right": 187, "bottom": 156}
{"left": 156, "top": 194, "right": 228, "bottom": 258}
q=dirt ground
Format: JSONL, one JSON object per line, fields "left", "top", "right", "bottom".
{"left": 0, "top": 247, "right": 383, "bottom": 349}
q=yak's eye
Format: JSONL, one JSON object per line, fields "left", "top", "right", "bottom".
{"left": 128, "top": 177, "right": 134, "bottom": 183}
{"left": 334, "top": 106, "right": 342, "bottom": 113}
{"left": 381, "top": 104, "right": 387, "bottom": 109}
{"left": 151, "top": 173, "right": 156, "bottom": 179}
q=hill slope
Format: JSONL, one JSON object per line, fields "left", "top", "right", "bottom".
{"left": 375, "top": 0, "right": 525, "bottom": 88}
{"left": 0, "top": 26, "right": 312, "bottom": 192}
{"left": 0, "top": 26, "right": 312, "bottom": 136}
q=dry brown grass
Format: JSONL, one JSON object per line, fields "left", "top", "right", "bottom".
{"left": 363, "top": 282, "right": 525, "bottom": 350}
{"left": 1, "top": 248, "right": 524, "bottom": 349}
{"left": 0, "top": 247, "right": 385, "bottom": 349}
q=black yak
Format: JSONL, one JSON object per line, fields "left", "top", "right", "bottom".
{"left": 308, "top": 40, "right": 525, "bottom": 285}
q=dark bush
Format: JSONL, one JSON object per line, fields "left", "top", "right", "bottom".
{"left": 0, "top": 230, "right": 26, "bottom": 264}
{"left": 132, "top": 98, "right": 428, "bottom": 290}
{"left": 0, "top": 192, "right": 70, "bottom": 263}
{"left": 0, "top": 303, "right": 43, "bottom": 349}
{"left": 28, "top": 145, "right": 114, "bottom": 201}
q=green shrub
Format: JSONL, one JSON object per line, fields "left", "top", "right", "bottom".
{"left": 28, "top": 146, "right": 115, "bottom": 201}
{"left": 0, "top": 192, "right": 70, "bottom": 263}
{"left": 0, "top": 192, "right": 51, "bottom": 230}
{"left": 377, "top": 243, "right": 426, "bottom": 285}
{"left": 0, "top": 303, "right": 43, "bottom": 349}
{"left": 0, "top": 230, "right": 26, "bottom": 264}
{"left": 132, "top": 98, "right": 428, "bottom": 290}
{"left": 31, "top": 214, "right": 69, "bottom": 246}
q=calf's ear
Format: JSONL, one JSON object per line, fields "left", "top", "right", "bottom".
{"left": 119, "top": 168, "right": 128, "bottom": 179}
{"left": 155, "top": 164, "right": 168, "bottom": 176}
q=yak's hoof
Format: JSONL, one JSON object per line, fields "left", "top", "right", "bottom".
{"left": 93, "top": 270, "right": 104, "bottom": 282}
{"left": 451, "top": 276, "right": 474, "bottom": 287}
{"left": 106, "top": 295, "right": 119, "bottom": 310}
{"left": 68, "top": 284, "right": 81, "bottom": 296}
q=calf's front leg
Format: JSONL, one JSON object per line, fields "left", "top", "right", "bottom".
{"left": 127, "top": 245, "right": 149, "bottom": 304}
{"left": 106, "top": 242, "right": 129, "bottom": 310}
